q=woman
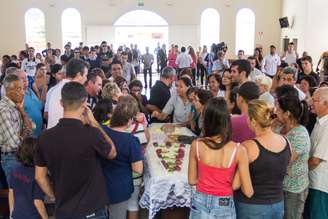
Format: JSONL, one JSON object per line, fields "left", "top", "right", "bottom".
{"left": 254, "top": 48, "right": 263, "bottom": 70}
{"left": 275, "top": 94, "right": 310, "bottom": 219}
{"left": 168, "top": 45, "right": 177, "bottom": 69}
{"left": 199, "top": 46, "right": 208, "bottom": 86}
{"left": 187, "top": 88, "right": 213, "bottom": 136}
{"left": 152, "top": 77, "right": 192, "bottom": 124}
{"left": 32, "top": 63, "right": 48, "bottom": 103}
{"left": 188, "top": 97, "right": 253, "bottom": 219}
{"left": 101, "top": 96, "right": 143, "bottom": 219}
{"left": 235, "top": 100, "right": 292, "bottom": 219}
{"left": 299, "top": 75, "right": 317, "bottom": 105}
{"left": 255, "top": 75, "right": 275, "bottom": 107}
{"left": 189, "top": 46, "right": 197, "bottom": 85}
{"left": 221, "top": 69, "right": 234, "bottom": 101}
{"left": 227, "top": 86, "right": 241, "bottom": 115}
{"left": 208, "top": 74, "right": 224, "bottom": 97}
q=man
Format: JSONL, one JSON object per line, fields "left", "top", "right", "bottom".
{"left": 232, "top": 81, "right": 260, "bottom": 143}
{"left": 281, "top": 67, "right": 306, "bottom": 100}
{"left": 212, "top": 51, "right": 230, "bottom": 73}
{"left": 297, "top": 56, "right": 320, "bottom": 86}
{"left": 35, "top": 82, "right": 116, "bottom": 219}
{"left": 154, "top": 42, "right": 161, "bottom": 73}
{"left": 0, "top": 74, "right": 32, "bottom": 184}
{"left": 121, "top": 52, "right": 136, "bottom": 84}
{"left": 16, "top": 70, "right": 43, "bottom": 137}
{"left": 175, "top": 46, "right": 192, "bottom": 73}
{"left": 305, "top": 87, "right": 328, "bottom": 219}
{"left": 88, "top": 48, "right": 101, "bottom": 70}
{"left": 42, "top": 42, "right": 55, "bottom": 57}
{"left": 64, "top": 44, "right": 74, "bottom": 60}
{"left": 230, "top": 59, "right": 251, "bottom": 85}
{"left": 81, "top": 46, "right": 90, "bottom": 61}
{"left": 248, "top": 56, "right": 264, "bottom": 81}
{"left": 282, "top": 42, "right": 298, "bottom": 65}
{"left": 158, "top": 44, "right": 167, "bottom": 73}
{"left": 132, "top": 44, "right": 140, "bottom": 74}
{"left": 46, "top": 59, "right": 88, "bottom": 129}
{"left": 85, "top": 73, "right": 102, "bottom": 109}
{"left": 110, "top": 60, "right": 123, "bottom": 81}
{"left": 237, "top": 50, "right": 246, "bottom": 60}
{"left": 21, "top": 47, "right": 40, "bottom": 81}
{"left": 147, "top": 66, "right": 176, "bottom": 122}
{"left": 142, "top": 47, "right": 154, "bottom": 88}
{"left": 262, "top": 45, "right": 281, "bottom": 78}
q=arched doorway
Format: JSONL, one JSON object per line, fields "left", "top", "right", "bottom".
{"left": 114, "top": 10, "right": 168, "bottom": 54}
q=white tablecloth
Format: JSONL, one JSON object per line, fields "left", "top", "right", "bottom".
{"left": 139, "top": 123, "right": 195, "bottom": 219}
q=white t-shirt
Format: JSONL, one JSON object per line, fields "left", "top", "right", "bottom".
{"left": 21, "top": 58, "right": 41, "bottom": 77}
{"left": 284, "top": 51, "right": 297, "bottom": 65}
{"left": 175, "top": 52, "right": 192, "bottom": 69}
{"left": 47, "top": 79, "right": 70, "bottom": 129}
{"left": 262, "top": 54, "right": 281, "bottom": 76}
{"left": 249, "top": 68, "right": 264, "bottom": 81}
{"left": 309, "top": 114, "right": 328, "bottom": 193}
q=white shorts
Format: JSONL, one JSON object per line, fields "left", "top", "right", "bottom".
{"left": 127, "top": 178, "right": 142, "bottom": 211}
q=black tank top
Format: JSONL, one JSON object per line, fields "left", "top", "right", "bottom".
{"left": 235, "top": 137, "right": 291, "bottom": 204}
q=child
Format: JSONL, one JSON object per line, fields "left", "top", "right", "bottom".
{"left": 8, "top": 137, "right": 48, "bottom": 219}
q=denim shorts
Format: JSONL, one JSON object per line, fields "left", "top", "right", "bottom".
{"left": 0, "top": 153, "right": 19, "bottom": 186}
{"left": 190, "top": 191, "right": 236, "bottom": 219}
{"left": 235, "top": 200, "right": 284, "bottom": 219}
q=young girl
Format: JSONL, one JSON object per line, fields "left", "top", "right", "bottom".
{"left": 188, "top": 97, "right": 253, "bottom": 219}
{"left": 9, "top": 137, "right": 48, "bottom": 219}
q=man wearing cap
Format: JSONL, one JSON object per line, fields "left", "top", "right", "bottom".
{"left": 262, "top": 45, "right": 281, "bottom": 78}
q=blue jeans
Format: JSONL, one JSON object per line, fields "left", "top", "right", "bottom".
{"left": 0, "top": 153, "right": 19, "bottom": 186}
{"left": 189, "top": 191, "right": 236, "bottom": 219}
{"left": 58, "top": 208, "right": 108, "bottom": 219}
{"left": 235, "top": 200, "right": 284, "bottom": 219}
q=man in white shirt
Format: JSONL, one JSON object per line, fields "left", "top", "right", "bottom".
{"left": 280, "top": 67, "right": 306, "bottom": 101}
{"left": 248, "top": 56, "right": 263, "bottom": 81}
{"left": 175, "top": 46, "right": 192, "bottom": 73}
{"left": 262, "top": 45, "right": 281, "bottom": 78}
{"left": 47, "top": 59, "right": 88, "bottom": 128}
{"left": 21, "top": 47, "right": 40, "bottom": 78}
{"left": 282, "top": 42, "right": 298, "bottom": 65}
{"left": 306, "top": 87, "right": 328, "bottom": 218}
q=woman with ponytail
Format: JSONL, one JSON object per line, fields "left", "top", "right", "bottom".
{"left": 235, "top": 100, "right": 292, "bottom": 219}
{"left": 188, "top": 97, "right": 253, "bottom": 219}
{"left": 275, "top": 94, "right": 311, "bottom": 219}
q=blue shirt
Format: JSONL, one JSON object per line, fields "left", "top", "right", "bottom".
{"left": 101, "top": 126, "right": 143, "bottom": 204}
{"left": 24, "top": 88, "right": 43, "bottom": 137}
{"left": 9, "top": 163, "right": 44, "bottom": 219}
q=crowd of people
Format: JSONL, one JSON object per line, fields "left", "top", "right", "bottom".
{"left": 0, "top": 40, "right": 328, "bottom": 219}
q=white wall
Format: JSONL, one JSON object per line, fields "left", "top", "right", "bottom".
{"left": 0, "top": 0, "right": 283, "bottom": 59}
{"left": 282, "top": 0, "right": 328, "bottom": 63}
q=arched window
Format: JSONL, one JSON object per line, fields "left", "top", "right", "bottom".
{"left": 25, "top": 8, "right": 46, "bottom": 52}
{"left": 61, "top": 8, "right": 82, "bottom": 48}
{"left": 200, "top": 8, "right": 220, "bottom": 48}
{"left": 235, "top": 8, "right": 255, "bottom": 55}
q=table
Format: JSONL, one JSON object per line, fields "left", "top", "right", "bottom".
{"left": 139, "top": 123, "right": 195, "bottom": 219}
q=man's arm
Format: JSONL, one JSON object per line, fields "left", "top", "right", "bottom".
{"left": 35, "top": 166, "right": 55, "bottom": 200}
{"left": 146, "top": 104, "right": 161, "bottom": 113}
{"left": 309, "top": 157, "right": 322, "bottom": 170}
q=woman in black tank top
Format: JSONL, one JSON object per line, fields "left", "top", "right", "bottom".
{"left": 235, "top": 100, "right": 291, "bottom": 219}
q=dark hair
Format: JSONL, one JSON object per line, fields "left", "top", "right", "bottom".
{"left": 301, "top": 55, "right": 313, "bottom": 64}
{"left": 238, "top": 50, "right": 245, "bottom": 54}
{"left": 229, "top": 85, "right": 241, "bottom": 115}
{"left": 231, "top": 59, "right": 251, "bottom": 78}
{"left": 129, "top": 79, "right": 143, "bottom": 90}
{"left": 16, "top": 137, "right": 37, "bottom": 167}
{"left": 66, "top": 58, "right": 88, "bottom": 79}
{"left": 195, "top": 89, "right": 213, "bottom": 105}
{"left": 201, "top": 97, "right": 232, "bottom": 150}
{"left": 60, "top": 54, "right": 69, "bottom": 63}
{"left": 90, "top": 68, "right": 106, "bottom": 80}
{"left": 51, "top": 64, "right": 62, "bottom": 74}
{"left": 275, "top": 85, "right": 298, "bottom": 99}
{"left": 93, "top": 98, "right": 113, "bottom": 123}
{"left": 82, "top": 46, "right": 89, "bottom": 51}
{"left": 208, "top": 73, "right": 221, "bottom": 85}
{"left": 86, "top": 72, "right": 101, "bottom": 84}
{"left": 247, "top": 56, "right": 256, "bottom": 61}
{"left": 114, "top": 76, "right": 127, "bottom": 89}
{"left": 178, "top": 76, "right": 192, "bottom": 88}
{"left": 181, "top": 47, "right": 186, "bottom": 52}
{"left": 111, "top": 60, "right": 123, "bottom": 68}
{"left": 61, "top": 82, "right": 88, "bottom": 110}
{"left": 300, "top": 75, "right": 317, "bottom": 88}
{"left": 110, "top": 95, "right": 139, "bottom": 127}
{"left": 278, "top": 94, "right": 309, "bottom": 126}
{"left": 36, "top": 63, "right": 46, "bottom": 71}
{"left": 238, "top": 81, "right": 260, "bottom": 103}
